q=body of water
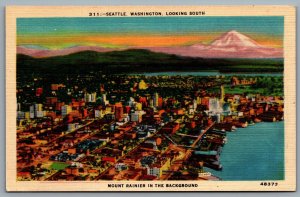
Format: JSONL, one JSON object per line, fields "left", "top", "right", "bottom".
{"left": 206, "top": 121, "right": 284, "bottom": 180}
{"left": 133, "top": 71, "right": 283, "bottom": 77}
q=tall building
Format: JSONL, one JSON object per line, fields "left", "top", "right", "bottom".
{"left": 188, "top": 104, "right": 194, "bottom": 115}
{"left": 51, "top": 84, "right": 59, "bottom": 91}
{"left": 36, "top": 88, "right": 43, "bottom": 97}
{"left": 149, "top": 99, "right": 154, "bottom": 108}
{"left": 130, "top": 111, "right": 145, "bottom": 123}
{"left": 128, "top": 97, "right": 135, "bottom": 107}
{"left": 201, "top": 97, "right": 210, "bottom": 108}
{"left": 91, "top": 92, "right": 97, "bottom": 102}
{"left": 17, "top": 103, "right": 21, "bottom": 111}
{"left": 135, "top": 102, "right": 142, "bottom": 111}
{"left": 85, "top": 92, "right": 97, "bottom": 103}
{"left": 29, "top": 105, "right": 35, "bottom": 119}
{"left": 153, "top": 93, "right": 159, "bottom": 108}
{"left": 35, "top": 104, "right": 43, "bottom": 112}
{"left": 95, "top": 110, "right": 100, "bottom": 118}
{"left": 102, "top": 93, "right": 106, "bottom": 102}
{"left": 29, "top": 104, "right": 43, "bottom": 118}
{"left": 102, "top": 93, "right": 109, "bottom": 105}
{"left": 61, "top": 105, "right": 72, "bottom": 117}
{"left": 124, "top": 106, "right": 131, "bottom": 114}
{"left": 196, "top": 96, "right": 202, "bottom": 105}
{"left": 193, "top": 99, "right": 197, "bottom": 110}
{"left": 139, "top": 97, "right": 148, "bottom": 107}
{"left": 100, "top": 84, "right": 105, "bottom": 93}
{"left": 115, "top": 104, "right": 124, "bottom": 122}
{"left": 220, "top": 84, "right": 225, "bottom": 104}
{"left": 138, "top": 80, "right": 148, "bottom": 90}
{"left": 131, "top": 112, "right": 140, "bottom": 122}
{"left": 209, "top": 98, "right": 220, "bottom": 113}
{"left": 158, "top": 97, "right": 163, "bottom": 109}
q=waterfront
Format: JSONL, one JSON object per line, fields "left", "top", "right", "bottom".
{"left": 133, "top": 71, "right": 283, "bottom": 77}
{"left": 206, "top": 121, "right": 284, "bottom": 180}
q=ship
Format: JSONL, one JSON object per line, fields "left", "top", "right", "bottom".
{"left": 198, "top": 172, "right": 212, "bottom": 177}
{"left": 194, "top": 150, "right": 218, "bottom": 156}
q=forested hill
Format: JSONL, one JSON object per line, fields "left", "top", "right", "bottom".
{"left": 17, "top": 49, "right": 284, "bottom": 77}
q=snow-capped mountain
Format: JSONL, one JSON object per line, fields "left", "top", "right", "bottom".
{"left": 210, "top": 30, "right": 262, "bottom": 48}
{"left": 17, "top": 30, "right": 283, "bottom": 59}
{"left": 145, "top": 30, "right": 283, "bottom": 58}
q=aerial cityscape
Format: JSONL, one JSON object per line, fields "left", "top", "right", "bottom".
{"left": 16, "top": 17, "right": 284, "bottom": 181}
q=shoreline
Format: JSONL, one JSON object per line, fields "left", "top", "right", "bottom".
{"left": 206, "top": 121, "right": 284, "bottom": 181}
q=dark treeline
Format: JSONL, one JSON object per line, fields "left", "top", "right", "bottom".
{"left": 17, "top": 49, "right": 283, "bottom": 78}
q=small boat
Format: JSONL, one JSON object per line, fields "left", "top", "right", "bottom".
{"left": 210, "top": 130, "right": 227, "bottom": 136}
{"left": 232, "top": 121, "right": 247, "bottom": 128}
{"left": 223, "top": 137, "right": 228, "bottom": 144}
{"left": 194, "top": 150, "right": 218, "bottom": 156}
{"left": 198, "top": 172, "right": 212, "bottom": 177}
{"left": 254, "top": 118, "right": 262, "bottom": 123}
{"left": 204, "top": 161, "right": 223, "bottom": 171}
{"left": 248, "top": 120, "right": 255, "bottom": 126}
{"left": 241, "top": 122, "right": 248, "bottom": 128}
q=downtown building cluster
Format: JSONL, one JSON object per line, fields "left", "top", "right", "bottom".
{"left": 16, "top": 74, "right": 284, "bottom": 181}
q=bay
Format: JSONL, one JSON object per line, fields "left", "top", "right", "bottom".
{"left": 206, "top": 121, "right": 284, "bottom": 180}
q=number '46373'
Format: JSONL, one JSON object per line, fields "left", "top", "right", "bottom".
{"left": 260, "top": 182, "right": 278, "bottom": 186}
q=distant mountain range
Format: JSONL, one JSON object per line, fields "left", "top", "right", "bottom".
{"left": 17, "top": 49, "right": 283, "bottom": 78}
{"left": 17, "top": 30, "right": 283, "bottom": 59}
{"left": 17, "top": 45, "right": 113, "bottom": 58}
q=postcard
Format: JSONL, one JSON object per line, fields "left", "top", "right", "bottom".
{"left": 6, "top": 6, "right": 296, "bottom": 191}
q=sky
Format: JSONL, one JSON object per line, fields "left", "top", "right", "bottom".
{"left": 17, "top": 16, "right": 284, "bottom": 50}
